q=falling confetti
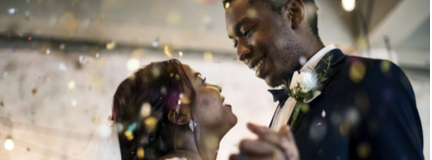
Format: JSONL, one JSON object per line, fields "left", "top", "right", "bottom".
{"left": 95, "top": 53, "right": 100, "bottom": 58}
{"left": 204, "top": 135, "right": 218, "bottom": 150}
{"left": 144, "top": 117, "right": 157, "bottom": 132}
{"left": 97, "top": 59, "right": 104, "bottom": 66}
{"left": 59, "top": 43, "right": 66, "bottom": 50}
{"left": 203, "top": 51, "right": 213, "bottom": 62}
{"left": 124, "top": 131, "right": 134, "bottom": 141}
{"left": 132, "top": 49, "right": 144, "bottom": 58}
{"left": 321, "top": 110, "right": 326, "bottom": 118}
{"left": 166, "top": 11, "right": 182, "bottom": 26}
{"left": 79, "top": 56, "right": 84, "bottom": 64}
{"left": 179, "top": 51, "right": 183, "bottom": 57}
{"left": 57, "top": 12, "right": 77, "bottom": 35}
{"left": 8, "top": 8, "right": 16, "bottom": 15}
{"left": 127, "top": 58, "right": 140, "bottom": 71}
{"left": 46, "top": 49, "right": 50, "bottom": 54}
{"left": 300, "top": 103, "right": 309, "bottom": 113}
{"left": 93, "top": 118, "right": 100, "bottom": 124}
{"left": 225, "top": 2, "right": 230, "bottom": 8}
{"left": 246, "top": 8, "right": 257, "bottom": 18}
{"left": 309, "top": 119, "right": 327, "bottom": 141}
{"left": 299, "top": 56, "right": 307, "bottom": 65}
{"left": 28, "top": 37, "right": 32, "bottom": 41}
{"left": 68, "top": 81, "right": 76, "bottom": 90}
{"left": 3, "top": 72, "right": 8, "bottom": 77}
{"left": 137, "top": 147, "right": 145, "bottom": 159}
{"left": 32, "top": 87, "right": 38, "bottom": 95}
{"left": 58, "top": 62, "right": 67, "bottom": 71}
{"left": 140, "top": 103, "right": 151, "bottom": 117}
{"left": 116, "top": 123, "right": 123, "bottom": 132}
{"left": 25, "top": 10, "right": 31, "bottom": 17}
{"left": 349, "top": 61, "right": 366, "bottom": 83}
{"left": 164, "top": 45, "right": 173, "bottom": 58}
{"left": 357, "top": 142, "right": 371, "bottom": 159}
{"left": 160, "top": 86, "right": 167, "bottom": 95}
{"left": 380, "top": 60, "right": 391, "bottom": 73}
{"left": 106, "top": 42, "right": 116, "bottom": 50}
{"left": 152, "top": 39, "right": 159, "bottom": 47}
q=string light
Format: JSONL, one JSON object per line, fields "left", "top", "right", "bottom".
{"left": 342, "top": 0, "right": 355, "bottom": 12}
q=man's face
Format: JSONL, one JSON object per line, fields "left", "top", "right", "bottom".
{"left": 225, "top": 0, "right": 303, "bottom": 87}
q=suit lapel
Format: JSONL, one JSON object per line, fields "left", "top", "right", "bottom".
{"left": 291, "top": 49, "right": 346, "bottom": 133}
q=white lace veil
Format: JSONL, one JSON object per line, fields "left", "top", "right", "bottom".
{"left": 82, "top": 116, "right": 121, "bottom": 160}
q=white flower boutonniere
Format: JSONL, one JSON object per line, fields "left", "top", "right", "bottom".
{"left": 282, "top": 54, "right": 334, "bottom": 128}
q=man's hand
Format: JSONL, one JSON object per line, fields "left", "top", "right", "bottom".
{"left": 229, "top": 123, "right": 299, "bottom": 160}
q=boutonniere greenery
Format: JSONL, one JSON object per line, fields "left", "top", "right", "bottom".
{"left": 282, "top": 55, "right": 334, "bottom": 128}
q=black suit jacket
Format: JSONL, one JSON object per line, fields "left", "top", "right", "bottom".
{"left": 269, "top": 49, "right": 424, "bottom": 160}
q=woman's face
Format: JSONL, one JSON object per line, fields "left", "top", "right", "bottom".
{"left": 181, "top": 64, "right": 237, "bottom": 133}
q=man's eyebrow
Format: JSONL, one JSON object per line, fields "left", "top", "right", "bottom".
{"left": 194, "top": 72, "right": 201, "bottom": 79}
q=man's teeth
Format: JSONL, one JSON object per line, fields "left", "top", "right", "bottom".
{"left": 253, "top": 57, "right": 266, "bottom": 72}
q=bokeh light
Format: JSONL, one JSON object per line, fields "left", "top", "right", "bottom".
{"left": 71, "top": 99, "right": 77, "bottom": 106}
{"left": 342, "top": 0, "right": 355, "bottom": 12}
{"left": 68, "top": 81, "right": 76, "bottom": 90}
{"left": 127, "top": 58, "right": 140, "bottom": 71}
{"left": 140, "top": 103, "right": 151, "bottom": 117}
{"left": 8, "top": 8, "right": 16, "bottom": 15}
{"left": 203, "top": 51, "right": 213, "bottom": 62}
{"left": 357, "top": 142, "right": 371, "bottom": 158}
{"left": 124, "top": 131, "right": 134, "bottom": 141}
{"left": 179, "top": 51, "right": 183, "bottom": 57}
{"left": 106, "top": 42, "right": 116, "bottom": 50}
{"left": 4, "top": 139, "right": 14, "bottom": 151}
{"left": 164, "top": 45, "right": 173, "bottom": 58}
{"left": 349, "top": 61, "right": 366, "bottom": 83}
{"left": 137, "top": 147, "right": 145, "bottom": 159}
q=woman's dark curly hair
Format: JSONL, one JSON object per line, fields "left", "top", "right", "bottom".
{"left": 112, "top": 59, "right": 197, "bottom": 159}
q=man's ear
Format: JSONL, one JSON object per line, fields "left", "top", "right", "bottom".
{"left": 284, "top": 0, "right": 305, "bottom": 29}
{"left": 167, "top": 106, "right": 191, "bottom": 125}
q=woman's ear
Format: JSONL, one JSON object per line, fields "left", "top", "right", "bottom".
{"left": 167, "top": 106, "right": 191, "bottom": 125}
{"left": 283, "top": 0, "right": 305, "bottom": 29}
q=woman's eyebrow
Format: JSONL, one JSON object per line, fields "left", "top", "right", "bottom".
{"left": 194, "top": 72, "right": 201, "bottom": 79}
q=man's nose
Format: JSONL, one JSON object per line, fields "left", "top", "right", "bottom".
{"left": 237, "top": 42, "right": 251, "bottom": 61}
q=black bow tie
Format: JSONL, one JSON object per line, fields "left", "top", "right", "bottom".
{"left": 267, "top": 70, "right": 297, "bottom": 103}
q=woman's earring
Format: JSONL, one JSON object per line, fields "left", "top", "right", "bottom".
{"left": 189, "top": 119, "right": 197, "bottom": 132}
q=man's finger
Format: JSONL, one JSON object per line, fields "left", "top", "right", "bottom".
{"left": 239, "top": 139, "right": 279, "bottom": 156}
{"left": 246, "top": 122, "right": 270, "bottom": 136}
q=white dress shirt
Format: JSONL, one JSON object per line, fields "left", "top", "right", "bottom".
{"left": 270, "top": 44, "right": 336, "bottom": 131}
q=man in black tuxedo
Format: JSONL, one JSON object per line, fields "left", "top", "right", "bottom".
{"left": 223, "top": 0, "right": 424, "bottom": 159}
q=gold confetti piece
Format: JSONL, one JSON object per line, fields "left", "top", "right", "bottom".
{"left": 357, "top": 143, "right": 371, "bottom": 158}
{"left": 57, "top": 12, "right": 78, "bottom": 35}
{"left": 225, "top": 2, "right": 230, "bottom": 8}
{"left": 97, "top": 59, "right": 104, "bottom": 66}
{"left": 380, "top": 60, "right": 391, "bottom": 73}
{"left": 179, "top": 51, "right": 183, "bottom": 57}
{"left": 68, "top": 81, "right": 76, "bottom": 90}
{"left": 179, "top": 93, "right": 190, "bottom": 104}
{"left": 166, "top": 11, "right": 182, "bottom": 26}
{"left": 300, "top": 103, "right": 309, "bottom": 113}
{"left": 247, "top": 8, "right": 257, "bottom": 18}
{"left": 4, "top": 138, "right": 14, "bottom": 150}
{"left": 32, "top": 87, "right": 38, "bottom": 95}
{"left": 93, "top": 118, "right": 100, "bottom": 124}
{"left": 132, "top": 49, "right": 144, "bottom": 58}
{"left": 164, "top": 45, "right": 173, "bottom": 58}
{"left": 124, "top": 131, "right": 134, "bottom": 141}
{"left": 106, "top": 42, "right": 116, "bottom": 50}
{"left": 140, "top": 103, "right": 151, "bottom": 117}
{"left": 204, "top": 135, "right": 218, "bottom": 150}
{"left": 137, "top": 147, "right": 145, "bottom": 159}
{"left": 226, "top": 8, "right": 233, "bottom": 13}
{"left": 203, "top": 51, "right": 213, "bottom": 62}
{"left": 46, "top": 49, "right": 51, "bottom": 54}
{"left": 144, "top": 117, "right": 157, "bottom": 131}
{"left": 127, "top": 58, "right": 140, "bottom": 71}
{"left": 349, "top": 61, "right": 366, "bottom": 83}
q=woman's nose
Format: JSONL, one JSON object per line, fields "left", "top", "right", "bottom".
{"left": 209, "top": 84, "right": 222, "bottom": 93}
